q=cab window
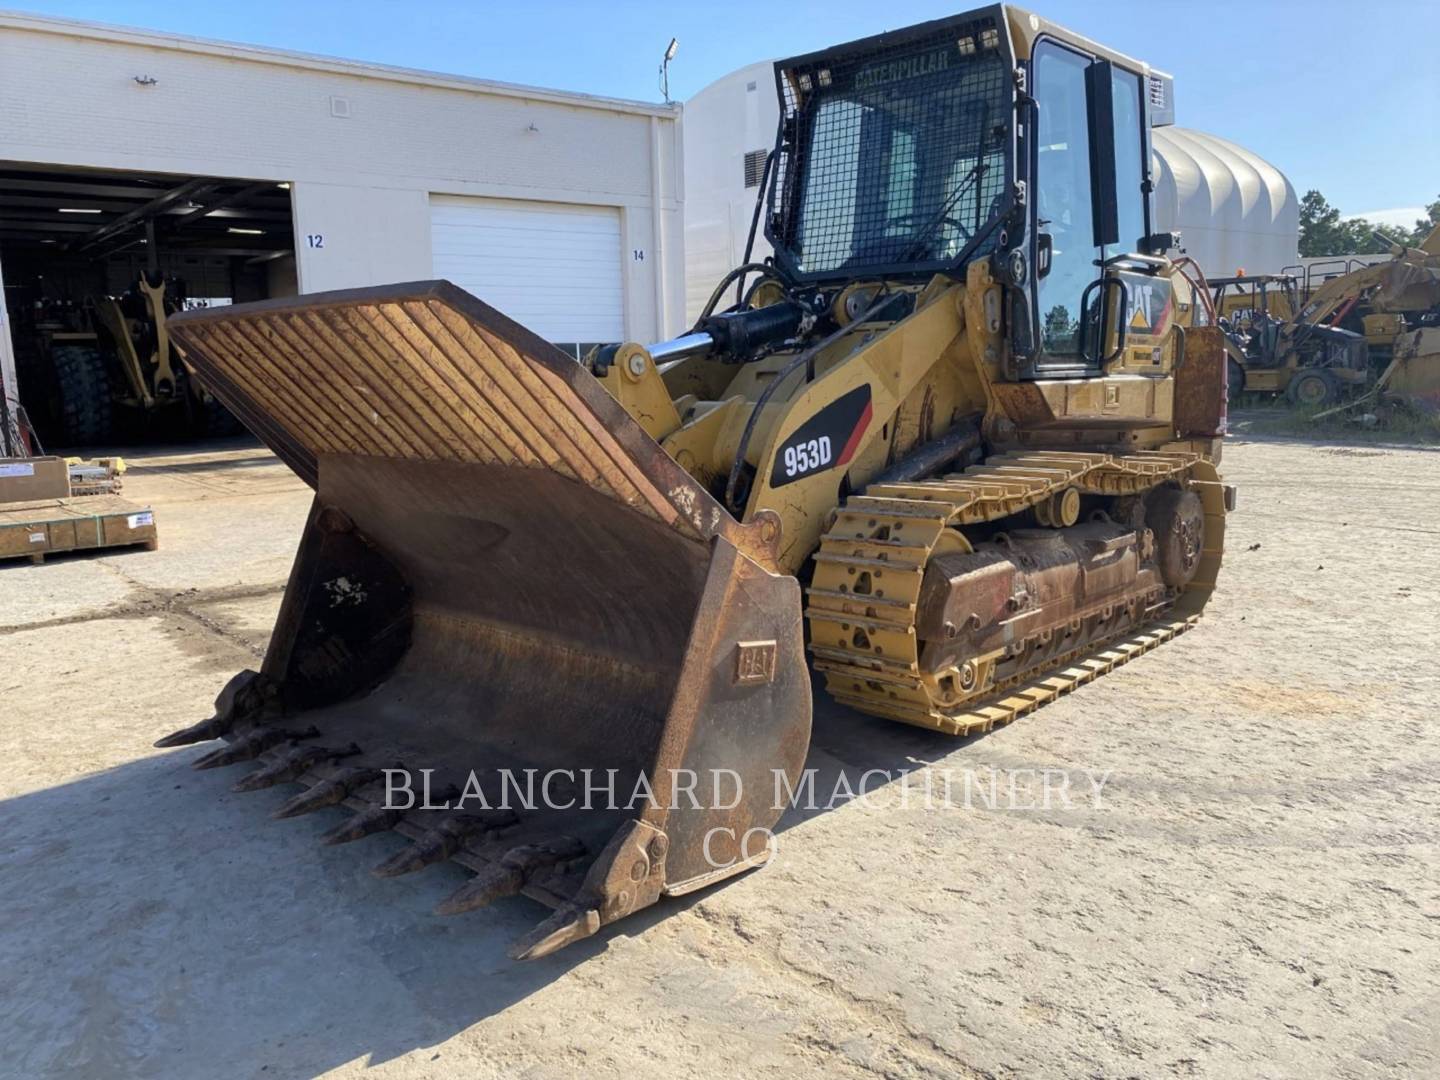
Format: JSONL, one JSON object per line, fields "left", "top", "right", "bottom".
{"left": 1032, "top": 41, "right": 1150, "bottom": 363}
{"left": 1111, "top": 68, "right": 1147, "bottom": 254}
{"left": 1033, "top": 42, "right": 1097, "bottom": 357}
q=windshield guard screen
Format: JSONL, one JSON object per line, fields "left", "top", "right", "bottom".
{"left": 772, "top": 27, "right": 1012, "bottom": 277}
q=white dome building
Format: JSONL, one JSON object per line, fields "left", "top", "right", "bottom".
{"left": 1151, "top": 127, "right": 1298, "bottom": 281}
{"left": 682, "top": 63, "right": 1299, "bottom": 320}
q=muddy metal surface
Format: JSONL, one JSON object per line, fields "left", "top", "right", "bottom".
{"left": 2, "top": 429, "right": 1438, "bottom": 1078}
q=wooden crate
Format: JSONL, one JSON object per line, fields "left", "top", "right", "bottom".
{"left": 0, "top": 495, "right": 158, "bottom": 564}
{"left": 0, "top": 457, "right": 71, "bottom": 503}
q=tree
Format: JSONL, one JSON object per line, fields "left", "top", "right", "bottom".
{"left": 1043, "top": 304, "right": 1075, "bottom": 346}
{"left": 1298, "top": 189, "right": 1418, "bottom": 257}
{"left": 1360, "top": 222, "right": 1413, "bottom": 255}
{"left": 1298, "top": 189, "right": 1347, "bottom": 257}
{"left": 1412, "top": 195, "right": 1440, "bottom": 247}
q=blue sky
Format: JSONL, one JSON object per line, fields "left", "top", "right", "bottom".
{"left": 14, "top": 0, "right": 1439, "bottom": 225}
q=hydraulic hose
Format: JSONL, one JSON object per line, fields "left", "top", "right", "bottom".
{"left": 691, "top": 262, "right": 794, "bottom": 329}
{"left": 724, "top": 291, "right": 908, "bottom": 514}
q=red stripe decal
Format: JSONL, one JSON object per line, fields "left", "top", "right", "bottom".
{"left": 1155, "top": 295, "right": 1173, "bottom": 334}
{"left": 835, "top": 401, "right": 873, "bottom": 467}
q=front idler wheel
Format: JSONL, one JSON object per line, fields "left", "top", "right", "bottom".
{"left": 1146, "top": 486, "right": 1205, "bottom": 590}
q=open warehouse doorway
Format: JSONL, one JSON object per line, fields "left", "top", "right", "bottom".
{"left": 0, "top": 163, "right": 295, "bottom": 448}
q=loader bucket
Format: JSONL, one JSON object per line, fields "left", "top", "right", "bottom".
{"left": 1381, "top": 327, "right": 1440, "bottom": 417}
{"left": 1318, "top": 326, "right": 1440, "bottom": 425}
{"left": 161, "top": 282, "right": 811, "bottom": 959}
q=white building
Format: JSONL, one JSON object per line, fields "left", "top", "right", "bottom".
{"left": 0, "top": 11, "right": 685, "bottom": 445}
{"left": 683, "top": 63, "right": 778, "bottom": 324}
{"left": 1150, "top": 127, "right": 1298, "bottom": 282}
{"left": 682, "top": 61, "right": 1299, "bottom": 322}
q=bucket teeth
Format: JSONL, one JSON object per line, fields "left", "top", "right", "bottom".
{"left": 191, "top": 725, "right": 319, "bottom": 770}
{"left": 434, "top": 864, "right": 524, "bottom": 916}
{"left": 509, "top": 903, "right": 602, "bottom": 961}
{"left": 231, "top": 743, "right": 359, "bottom": 793}
{"left": 372, "top": 831, "right": 455, "bottom": 879}
{"left": 321, "top": 805, "right": 402, "bottom": 846}
{"left": 457, "top": 807, "right": 521, "bottom": 832}
{"left": 157, "top": 670, "right": 276, "bottom": 748}
{"left": 370, "top": 810, "right": 519, "bottom": 879}
{"left": 154, "top": 715, "right": 226, "bottom": 749}
{"left": 271, "top": 766, "right": 380, "bottom": 820}
{"left": 192, "top": 729, "right": 285, "bottom": 770}
{"left": 434, "top": 836, "right": 587, "bottom": 917}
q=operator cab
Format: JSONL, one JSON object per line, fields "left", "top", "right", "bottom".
{"left": 765, "top": 4, "right": 1180, "bottom": 377}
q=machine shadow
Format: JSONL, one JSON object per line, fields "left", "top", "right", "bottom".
{"left": 124, "top": 447, "right": 275, "bottom": 474}
{"left": 778, "top": 674, "right": 990, "bottom": 830}
{"left": 0, "top": 681, "right": 978, "bottom": 1075}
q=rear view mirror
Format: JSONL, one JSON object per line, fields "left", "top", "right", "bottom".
{"left": 1142, "top": 231, "right": 1180, "bottom": 255}
{"left": 1084, "top": 59, "right": 1119, "bottom": 249}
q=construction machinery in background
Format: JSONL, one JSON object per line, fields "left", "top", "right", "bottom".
{"left": 16, "top": 273, "right": 243, "bottom": 445}
{"left": 1216, "top": 225, "right": 1440, "bottom": 413}
{"left": 156, "top": 5, "right": 1233, "bottom": 960}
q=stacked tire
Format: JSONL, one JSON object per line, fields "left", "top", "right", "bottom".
{"left": 50, "top": 345, "right": 115, "bottom": 446}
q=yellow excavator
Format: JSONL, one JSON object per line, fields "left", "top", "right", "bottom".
{"left": 156, "top": 5, "right": 1233, "bottom": 959}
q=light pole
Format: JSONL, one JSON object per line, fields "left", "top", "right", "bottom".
{"left": 660, "top": 38, "right": 679, "bottom": 103}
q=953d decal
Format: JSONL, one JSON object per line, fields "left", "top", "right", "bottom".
{"left": 769, "top": 384, "right": 873, "bottom": 488}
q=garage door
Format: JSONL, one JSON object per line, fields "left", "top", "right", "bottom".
{"left": 430, "top": 196, "right": 624, "bottom": 353}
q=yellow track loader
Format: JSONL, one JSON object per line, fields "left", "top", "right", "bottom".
{"left": 157, "top": 5, "right": 1233, "bottom": 959}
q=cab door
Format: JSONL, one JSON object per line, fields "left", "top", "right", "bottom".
{"left": 1028, "top": 39, "right": 1151, "bottom": 375}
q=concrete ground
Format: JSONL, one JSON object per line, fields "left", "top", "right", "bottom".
{"left": 2, "top": 429, "right": 1438, "bottom": 1079}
